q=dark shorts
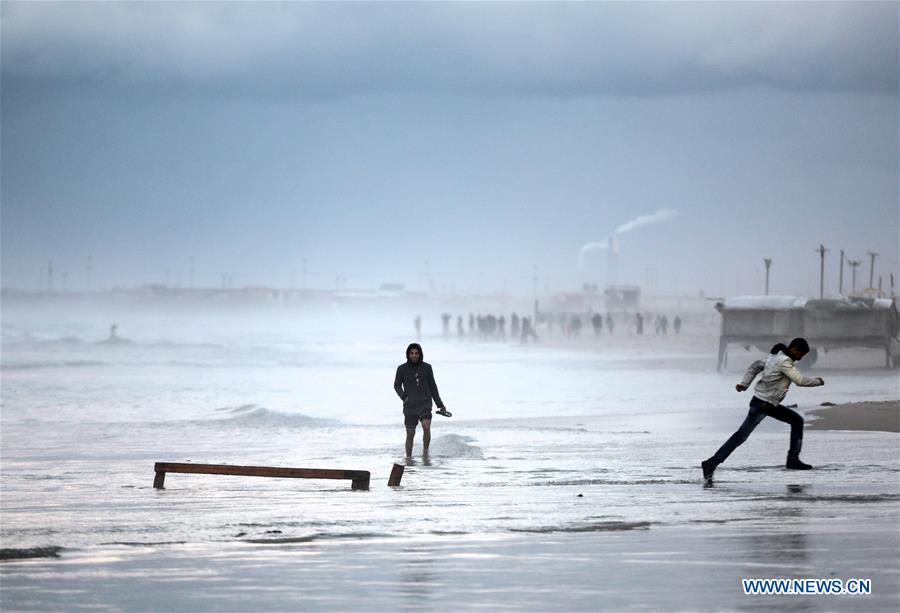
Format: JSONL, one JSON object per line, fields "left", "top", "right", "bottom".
{"left": 404, "top": 412, "right": 432, "bottom": 428}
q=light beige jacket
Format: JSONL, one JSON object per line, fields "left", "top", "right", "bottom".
{"left": 740, "top": 351, "right": 823, "bottom": 405}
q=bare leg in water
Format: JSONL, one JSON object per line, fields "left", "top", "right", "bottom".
{"left": 421, "top": 419, "right": 431, "bottom": 455}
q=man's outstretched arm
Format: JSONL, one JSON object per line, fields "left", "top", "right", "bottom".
{"left": 779, "top": 360, "right": 824, "bottom": 387}
{"left": 736, "top": 360, "right": 765, "bottom": 391}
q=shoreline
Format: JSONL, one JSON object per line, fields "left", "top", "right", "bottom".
{"left": 805, "top": 400, "right": 899, "bottom": 433}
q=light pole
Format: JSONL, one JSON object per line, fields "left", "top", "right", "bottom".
{"left": 763, "top": 258, "right": 772, "bottom": 295}
{"left": 866, "top": 251, "right": 879, "bottom": 289}
{"left": 839, "top": 250, "right": 844, "bottom": 295}
{"left": 849, "top": 260, "right": 861, "bottom": 294}
{"left": 816, "top": 244, "right": 828, "bottom": 299}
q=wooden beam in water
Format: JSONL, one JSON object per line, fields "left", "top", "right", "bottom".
{"left": 388, "top": 463, "right": 404, "bottom": 486}
{"left": 153, "top": 462, "right": 370, "bottom": 490}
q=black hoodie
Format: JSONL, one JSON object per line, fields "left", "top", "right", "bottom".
{"left": 393, "top": 343, "right": 445, "bottom": 414}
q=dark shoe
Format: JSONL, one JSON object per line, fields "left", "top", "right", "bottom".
{"left": 435, "top": 408, "right": 452, "bottom": 417}
{"left": 786, "top": 458, "right": 812, "bottom": 470}
{"left": 701, "top": 460, "right": 715, "bottom": 480}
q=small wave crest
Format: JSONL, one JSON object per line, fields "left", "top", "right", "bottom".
{"left": 210, "top": 405, "right": 336, "bottom": 428}
{"left": 510, "top": 521, "right": 652, "bottom": 534}
{"left": 244, "top": 532, "right": 393, "bottom": 544}
{"left": 0, "top": 546, "right": 65, "bottom": 561}
{"left": 428, "top": 434, "right": 484, "bottom": 459}
{"left": 1, "top": 359, "right": 106, "bottom": 370}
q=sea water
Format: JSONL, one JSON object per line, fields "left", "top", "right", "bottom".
{"left": 1, "top": 303, "right": 898, "bottom": 610}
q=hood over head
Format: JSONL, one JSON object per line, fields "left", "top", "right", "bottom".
{"left": 406, "top": 343, "right": 423, "bottom": 364}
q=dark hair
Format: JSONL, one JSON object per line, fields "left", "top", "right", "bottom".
{"left": 788, "top": 337, "right": 810, "bottom": 353}
{"left": 770, "top": 343, "right": 789, "bottom": 355}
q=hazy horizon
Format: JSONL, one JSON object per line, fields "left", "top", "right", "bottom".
{"left": 2, "top": 1, "right": 898, "bottom": 298}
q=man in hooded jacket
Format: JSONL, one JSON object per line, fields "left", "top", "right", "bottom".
{"left": 394, "top": 343, "right": 447, "bottom": 457}
{"left": 702, "top": 337, "right": 824, "bottom": 484}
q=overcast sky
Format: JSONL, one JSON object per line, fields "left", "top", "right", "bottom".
{"left": 2, "top": 1, "right": 898, "bottom": 297}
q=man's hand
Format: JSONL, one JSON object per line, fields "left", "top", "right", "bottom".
{"left": 735, "top": 384, "right": 747, "bottom": 392}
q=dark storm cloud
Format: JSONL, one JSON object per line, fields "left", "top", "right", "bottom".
{"left": 2, "top": 1, "right": 897, "bottom": 98}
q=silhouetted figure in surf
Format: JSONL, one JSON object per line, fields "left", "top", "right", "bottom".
{"left": 457, "top": 315, "right": 465, "bottom": 338}
{"left": 98, "top": 323, "right": 129, "bottom": 345}
{"left": 634, "top": 312, "right": 644, "bottom": 335}
{"left": 441, "top": 313, "right": 451, "bottom": 338}
{"left": 394, "top": 343, "right": 447, "bottom": 457}
{"left": 673, "top": 315, "right": 682, "bottom": 335}
{"left": 414, "top": 315, "right": 422, "bottom": 339}
{"left": 605, "top": 313, "right": 614, "bottom": 335}
{"left": 701, "top": 338, "right": 824, "bottom": 485}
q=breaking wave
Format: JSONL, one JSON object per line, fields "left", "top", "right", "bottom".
{"left": 428, "top": 434, "right": 484, "bottom": 459}
{"left": 209, "top": 405, "right": 337, "bottom": 428}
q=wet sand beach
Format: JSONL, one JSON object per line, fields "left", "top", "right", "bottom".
{"left": 806, "top": 400, "right": 900, "bottom": 433}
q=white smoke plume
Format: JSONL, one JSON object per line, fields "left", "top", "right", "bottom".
{"left": 614, "top": 208, "right": 679, "bottom": 236}
{"left": 578, "top": 241, "right": 609, "bottom": 270}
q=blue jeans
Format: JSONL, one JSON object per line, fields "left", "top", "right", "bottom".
{"left": 708, "top": 396, "right": 804, "bottom": 467}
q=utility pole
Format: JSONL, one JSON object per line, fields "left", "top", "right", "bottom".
{"left": 763, "top": 258, "right": 772, "bottom": 295}
{"left": 839, "top": 250, "right": 844, "bottom": 295}
{"left": 866, "top": 251, "right": 878, "bottom": 289}
{"left": 849, "top": 260, "right": 861, "bottom": 294}
{"left": 816, "top": 244, "right": 828, "bottom": 299}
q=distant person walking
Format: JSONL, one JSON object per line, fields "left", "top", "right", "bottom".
{"left": 673, "top": 315, "right": 682, "bottom": 335}
{"left": 414, "top": 315, "right": 422, "bottom": 339}
{"left": 591, "top": 312, "right": 603, "bottom": 337}
{"left": 393, "top": 343, "right": 448, "bottom": 457}
{"left": 702, "top": 338, "right": 824, "bottom": 484}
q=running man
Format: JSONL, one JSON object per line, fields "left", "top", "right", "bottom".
{"left": 394, "top": 343, "right": 448, "bottom": 457}
{"left": 702, "top": 338, "right": 824, "bottom": 483}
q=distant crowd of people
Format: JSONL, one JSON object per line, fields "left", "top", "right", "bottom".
{"left": 413, "top": 311, "right": 685, "bottom": 342}
{"left": 423, "top": 312, "right": 539, "bottom": 343}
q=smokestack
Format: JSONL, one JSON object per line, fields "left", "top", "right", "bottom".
{"left": 607, "top": 236, "right": 618, "bottom": 286}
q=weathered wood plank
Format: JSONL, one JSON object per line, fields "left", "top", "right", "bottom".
{"left": 388, "top": 463, "right": 404, "bottom": 486}
{"left": 152, "top": 462, "right": 370, "bottom": 490}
